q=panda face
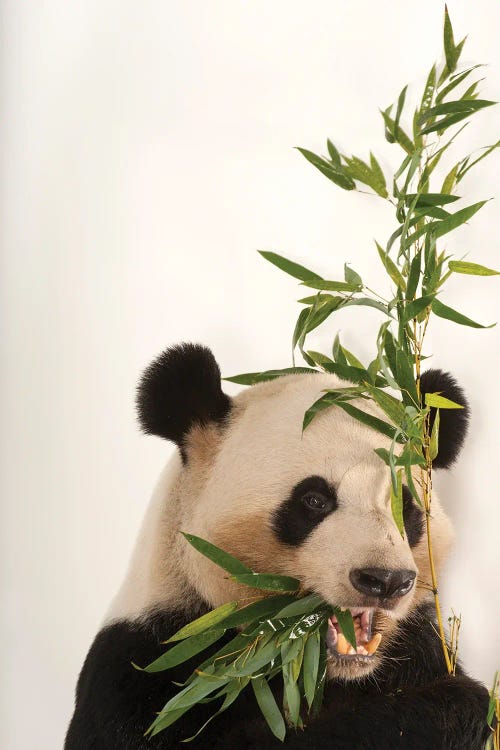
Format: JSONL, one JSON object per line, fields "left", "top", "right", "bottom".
{"left": 181, "top": 372, "right": 454, "bottom": 681}
{"left": 134, "top": 345, "right": 465, "bottom": 683}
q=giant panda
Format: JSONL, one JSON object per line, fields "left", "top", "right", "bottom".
{"left": 65, "top": 343, "right": 490, "bottom": 750}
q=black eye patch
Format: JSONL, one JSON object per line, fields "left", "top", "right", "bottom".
{"left": 272, "top": 476, "right": 338, "bottom": 546}
{"left": 402, "top": 485, "right": 425, "bottom": 547}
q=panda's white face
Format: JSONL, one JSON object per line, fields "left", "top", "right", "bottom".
{"left": 181, "top": 373, "right": 454, "bottom": 681}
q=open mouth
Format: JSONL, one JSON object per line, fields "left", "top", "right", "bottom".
{"left": 326, "top": 608, "right": 382, "bottom": 660}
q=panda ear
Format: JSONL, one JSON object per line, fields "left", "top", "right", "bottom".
{"left": 136, "top": 343, "right": 232, "bottom": 451}
{"left": 419, "top": 369, "right": 470, "bottom": 469}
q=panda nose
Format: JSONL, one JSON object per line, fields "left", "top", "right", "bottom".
{"left": 349, "top": 568, "right": 416, "bottom": 599}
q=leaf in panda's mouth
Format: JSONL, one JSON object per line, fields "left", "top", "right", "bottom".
{"left": 326, "top": 609, "right": 382, "bottom": 657}
{"left": 134, "top": 533, "right": 376, "bottom": 742}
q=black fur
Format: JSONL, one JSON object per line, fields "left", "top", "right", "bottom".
{"left": 136, "top": 344, "right": 231, "bottom": 457}
{"left": 272, "top": 476, "right": 338, "bottom": 546}
{"left": 66, "top": 602, "right": 490, "bottom": 750}
{"left": 419, "top": 369, "right": 470, "bottom": 469}
{"left": 402, "top": 486, "right": 424, "bottom": 548}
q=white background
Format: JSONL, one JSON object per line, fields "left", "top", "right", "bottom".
{"left": 2, "top": 1, "right": 499, "bottom": 747}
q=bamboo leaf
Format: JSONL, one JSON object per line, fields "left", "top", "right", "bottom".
{"left": 405, "top": 193, "right": 459, "bottom": 207}
{"left": 419, "top": 64, "right": 436, "bottom": 114}
{"left": 425, "top": 393, "right": 464, "bottom": 409}
{"left": 300, "top": 279, "right": 361, "bottom": 292}
{"left": 370, "top": 152, "right": 387, "bottom": 196}
{"left": 365, "top": 386, "right": 405, "bottom": 426}
{"left": 401, "top": 295, "right": 434, "bottom": 324}
{"left": 326, "top": 139, "right": 342, "bottom": 168}
{"left": 252, "top": 677, "right": 286, "bottom": 741}
{"left": 441, "top": 163, "right": 460, "bottom": 194}
{"left": 303, "top": 631, "right": 321, "bottom": 709}
{"left": 406, "top": 250, "right": 422, "bottom": 300}
{"left": 282, "top": 661, "right": 301, "bottom": 727}
{"left": 333, "top": 400, "right": 404, "bottom": 442}
{"left": 331, "top": 607, "right": 356, "bottom": 650}
{"left": 376, "top": 241, "right": 406, "bottom": 291}
{"left": 137, "top": 629, "right": 226, "bottom": 672}
{"left": 396, "top": 348, "right": 418, "bottom": 405}
{"left": 258, "top": 250, "right": 322, "bottom": 281}
{"left": 344, "top": 263, "right": 363, "bottom": 287}
{"left": 390, "top": 469, "right": 405, "bottom": 537}
{"left": 296, "top": 147, "right": 356, "bottom": 190}
{"left": 220, "top": 595, "right": 298, "bottom": 628}
{"left": 181, "top": 533, "right": 253, "bottom": 576}
{"left": 430, "top": 409, "right": 440, "bottom": 460}
{"left": 164, "top": 602, "right": 238, "bottom": 644}
{"left": 432, "top": 298, "right": 495, "bottom": 328}
{"left": 420, "top": 99, "right": 496, "bottom": 122}
{"left": 380, "top": 108, "right": 415, "bottom": 154}
{"left": 443, "top": 5, "right": 458, "bottom": 75}
{"left": 231, "top": 573, "right": 300, "bottom": 592}
{"left": 448, "top": 260, "right": 500, "bottom": 276}
{"left": 224, "top": 367, "right": 317, "bottom": 385}
{"left": 275, "top": 593, "right": 326, "bottom": 619}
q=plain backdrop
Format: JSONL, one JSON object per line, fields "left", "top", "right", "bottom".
{"left": 1, "top": 1, "right": 499, "bottom": 747}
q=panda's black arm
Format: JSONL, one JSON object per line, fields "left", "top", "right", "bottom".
{"left": 64, "top": 610, "right": 272, "bottom": 750}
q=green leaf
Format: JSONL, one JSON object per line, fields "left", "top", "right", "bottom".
{"left": 320, "top": 361, "right": 370, "bottom": 384}
{"left": 258, "top": 250, "right": 322, "bottom": 281}
{"left": 405, "top": 192, "right": 460, "bottom": 207}
{"left": 365, "top": 386, "right": 405, "bottom": 426}
{"left": 380, "top": 108, "right": 415, "bottom": 154}
{"left": 274, "top": 593, "right": 326, "bottom": 619}
{"left": 282, "top": 661, "right": 301, "bottom": 727}
{"left": 374, "top": 447, "right": 425, "bottom": 468}
{"left": 252, "top": 677, "right": 286, "bottom": 742}
{"left": 219, "top": 595, "right": 297, "bottom": 628}
{"left": 406, "top": 250, "right": 422, "bottom": 300}
{"left": 425, "top": 393, "right": 464, "bottom": 409}
{"left": 300, "top": 279, "right": 361, "bottom": 292}
{"left": 376, "top": 241, "right": 406, "bottom": 291}
{"left": 326, "top": 139, "right": 342, "bottom": 167}
{"left": 396, "top": 348, "right": 418, "bottom": 405}
{"left": 432, "top": 298, "right": 495, "bottom": 328}
{"left": 405, "top": 201, "right": 487, "bottom": 247}
{"left": 296, "top": 147, "right": 356, "bottom": 190}
{"left": 303, "top": 631, "right": 321, "bottom": 710}
{"left": 443, "top": 4, "right": 458, "bottom": 75}
{"left": 343, "top": 154, "right": 388, "bottom": 198}
{"left": 230, "top": 573, "right": 300, "bottom": 592}
{"left": 331, "top": 607, "right": 356, "bottom": 650}
{"left": 181, "top": 533, "right": 253, "bottom": 575}
{"left": 137, "top": 629, "right": 226, "bottom": 672}
{"left": 165, "top": 602, "right": 238, "bottom": 644}
{"left": 456, "top": 140, "right": 500, "bottom": 182}
{"left": 436, "top": 65, "right": 483, "bottom": 104}
{"left": 344, "top": 263, "right": 363, "bottom": 287}
{"left": 401, "top": 295, "right": 434, "bottom": 325}
{"left": 429, "top": 408, "right": 440, "bottom": 461}
{"left": 370, "top": 152, "right": 387, "bottom": 196}
{"left": 333, "top": 400, "right": 404, "bottom": 442}
{"left": 390, "top": 469, "right": 405, "bottom": 537}
{"left": 419, "top": 64, "right": 436, "bottom": 115}
{"left": 448, "top": 260, "right": 500, "bottom": 276}
{"left": 441, "top": 163, "right": 460, "bottom": 194}
{"left": 224, "top": 367, "right": 317, "bottom": 385}
{"left": 419, "top": 98, "right": 496, "bottom": 122}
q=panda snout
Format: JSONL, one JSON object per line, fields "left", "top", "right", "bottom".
{"left": 349, "top": 567, "right": 416, "bottom": 600}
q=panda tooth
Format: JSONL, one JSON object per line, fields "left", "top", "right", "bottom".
{"left": 336, "top": 633, "right": 350, "bottom": 655}
{"left": 348, "top": 646, "right": 356, "bottom": 655}
{"left": 365, "top": 633, "right": 382, "bottom": 655}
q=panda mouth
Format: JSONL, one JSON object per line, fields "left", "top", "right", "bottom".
{"left": 326, "top": 608, "right": 381, "bottom": 660}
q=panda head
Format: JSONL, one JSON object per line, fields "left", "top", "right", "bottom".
{"left": 137, "top": 343, "right": 468, "bottom": 681}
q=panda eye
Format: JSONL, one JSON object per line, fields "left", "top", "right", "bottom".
{"left": 302, "top": 493, "right": 328, "bottom": 511}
